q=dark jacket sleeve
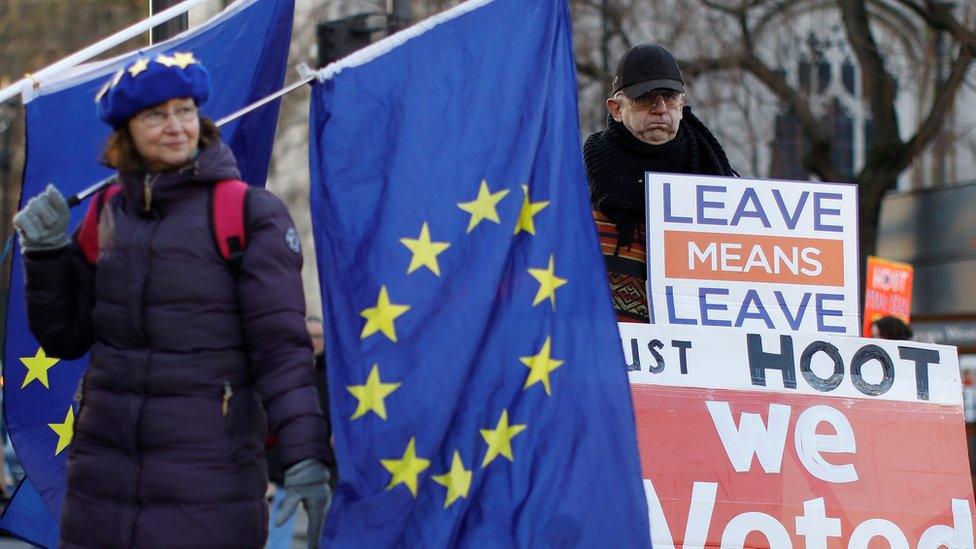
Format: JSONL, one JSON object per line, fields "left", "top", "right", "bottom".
{"left": 238, "top": 188, "right": 329, "bottom": 467}
{"left": 23, "top": 241, "right": 95, "bottom": 360}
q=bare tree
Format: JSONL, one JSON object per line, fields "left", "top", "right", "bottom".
{"left": 0, "top": 0, "right": 146, "bottom": 328}
{"left": 0, "top": 0, "right": 147, "bottom": 203}
{"left": 572, "top": 0, "right": 975, "bottom": 283}
{"left": 699, "top": 0, "right": 972, "bottom": 277}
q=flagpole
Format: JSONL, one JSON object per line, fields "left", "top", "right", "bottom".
{"left": 215, "top": 73, "right": 314, "bottom": 126}
{"left": 0, "top": 0, "right": 209, "bottom": 105}
{"left": 67, "top": 66, "right": 317, "bottom": 208}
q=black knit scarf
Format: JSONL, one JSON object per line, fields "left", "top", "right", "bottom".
{"left": 584, "top": 106, "right": 736, "bottom": 246}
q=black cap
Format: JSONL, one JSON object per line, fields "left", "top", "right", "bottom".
{"left": 611, "top": 43, "right": 685, "bottom": 98}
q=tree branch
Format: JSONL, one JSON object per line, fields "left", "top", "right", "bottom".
{"left": 682, "top": 53, "right": 845, "bottom": 182}
{"left": 607, "top": 2, "right": 632, "bottom": 50}
{"left": 576, "top": 60, "right": 604, "bottom": 81}
{"left": 896, "top": 46, "right": 976, "bottom": 174}
{"left": 741, "top": 52, "right": 847, "bottom": 182}
{"left": 681, "top": 54, "right": 748, "bottom": 78}
{"left": 689, "top": 0, "right": 848, "bottom": 181}
{"left": 889, "top": 0, "right": 976, "bottom": 47}
{"left": 837, "top": 0, "right": 900, "bottom": 147}
{"left": 751, "top": 0, "right": 808, "bottom": 39}
{"left": 738, "top": 2, "right": 755, "bottom": 52}
{"left": 699, "top": 0, "right": 742, "bottom": 17}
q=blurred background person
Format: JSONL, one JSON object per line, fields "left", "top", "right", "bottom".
{"left": 266, "top": 316, "right": 336, "bottom": 549}
{"left": 871, "top": 315, "right": 914, "bottom": 340}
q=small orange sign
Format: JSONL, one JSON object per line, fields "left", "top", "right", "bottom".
{"left": 862, "top": 256, "right": 913, "bottom": 336}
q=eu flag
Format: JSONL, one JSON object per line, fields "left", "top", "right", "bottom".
{"left": 1, "top": 0, "right": 295, "bottom": 542}
{"left": 308, "top": 0, "right": 651, "bottom": 545}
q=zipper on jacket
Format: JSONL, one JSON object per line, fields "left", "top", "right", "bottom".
{"left": 143, "top": 173, "right": 154, "bottom": 212}
{"left": 222, "top": 381, "right": 233, "bottom": 416}
{"left": 178, "top": 157, "right": 200, "bottom": 178}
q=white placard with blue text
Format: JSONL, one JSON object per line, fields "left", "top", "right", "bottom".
{"left": 645, "top": 173, "right": 859, "bottom": 336}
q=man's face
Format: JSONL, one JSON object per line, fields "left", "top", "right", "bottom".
{"left": 607, "top": 89, "right": 684, "bottom": 145}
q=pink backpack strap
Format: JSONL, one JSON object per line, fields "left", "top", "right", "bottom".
{"left": 77, "top": 184, "right": 123, "bottom": 265}
{"left": 210, "top": 179, "right": 250, "bottom": 267}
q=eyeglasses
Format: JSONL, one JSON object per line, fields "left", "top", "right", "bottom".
{"left": 630, "top": 90, "right": 683, "bottom": 110}
{"left": 134, "top": 105, "right": 198, "bottom": 128}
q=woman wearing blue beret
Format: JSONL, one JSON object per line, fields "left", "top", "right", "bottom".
{"left": 14, "top": 53, "right": 332, "bottom": 548}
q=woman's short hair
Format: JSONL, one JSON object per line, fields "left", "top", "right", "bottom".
{"left": 100, "top": 116, "right": 220, "bottom": 173}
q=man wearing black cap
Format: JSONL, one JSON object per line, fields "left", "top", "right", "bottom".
{"left": 585, "top": 43, "right": 736, "bottom": 323}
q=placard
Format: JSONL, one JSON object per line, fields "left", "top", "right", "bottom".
{"left": 621, "top": 323, "right": 974, "bottom": 547}
{"left": 863, "top": 255, "right": 913, "bottom": 337}
{"left": 645, "top": 174, "right": 860, "bottom": 336}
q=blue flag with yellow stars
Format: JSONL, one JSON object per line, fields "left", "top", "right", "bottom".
{"left": 1, "top": 0, "right": 294, "bottom": 543}
{"left": 308, "top": 0, "right": 651, "bottom": 545}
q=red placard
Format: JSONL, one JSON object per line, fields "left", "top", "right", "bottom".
{"left": 863, "top": 256, "right": 914, "bottom": 337}
{"left": 621, "top": 324, "right": 974, "bottom": 547}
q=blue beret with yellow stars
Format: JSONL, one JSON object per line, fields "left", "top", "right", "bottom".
{"left": 96, "top": 51, "right": 211, "bottom": 128}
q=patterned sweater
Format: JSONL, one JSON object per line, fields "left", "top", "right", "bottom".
{"left": 593, "top": 210, "right": 649, "bottom": 323}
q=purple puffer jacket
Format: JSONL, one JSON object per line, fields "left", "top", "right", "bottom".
{"left": 24, "top": 142, "right": 329, "bottom": 548}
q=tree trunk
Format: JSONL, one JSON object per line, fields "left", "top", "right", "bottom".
{"left": 855, "top": 170, "right": 897, "bottom": 309}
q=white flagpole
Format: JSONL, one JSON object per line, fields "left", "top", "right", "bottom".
{"left": 215, "top": 73, "right": 315, "bottom": 127}
{"left": 0, "top": 0, "right": 209, "bottom": 105}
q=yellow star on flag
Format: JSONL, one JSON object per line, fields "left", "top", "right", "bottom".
{"left": 381, "top": 437, "right": 431, "bottom": 497}
{"left": 347, "top": 364, "right": 401, "bottom": 420}
{"left": 20, "top": 347, "right": 60, "bottom": 389}
{"left": 155, "top": 53, "right": 178, "bottom": 67}
{"left": 170, "top": 52, "right": 197, "bottom": 68}
{"left": 400, "top": 222, "right": 451, "bottom": 276}
{"left": 480, "top": 409, "right": 527, "bottom": 467}
{"left": 48, "top": 406, "right": 75, "bottom": 456}
{"left": 527, "top": 254, "right": 568, "bottom": 309}
{"left": 457, "top": 180, "right": 509, "bottom": 233}
{"left": 513, "top": 184, "right": 549, "bottom": 235}
{"left": 360, "top": 286, "right": 411, "bottom": 342}
{"left": 520, "top": 337, "right": 564, "bottom": 396}
{"left": 431, "top": 451, "right": 472, "bottom": 508}
{"left": 128, "top": 58, "right": 150, "bottom": 78}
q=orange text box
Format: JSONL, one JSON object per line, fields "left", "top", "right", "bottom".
{"left": 664, "top": 231, "right": 845, "bottom": 286}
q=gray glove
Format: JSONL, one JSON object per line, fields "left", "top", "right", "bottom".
{"left": 277, "top": 459, "right": 332, "bottom": 549}
{"left": 13, "top": 184, "right": 70, "bottom": 252}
